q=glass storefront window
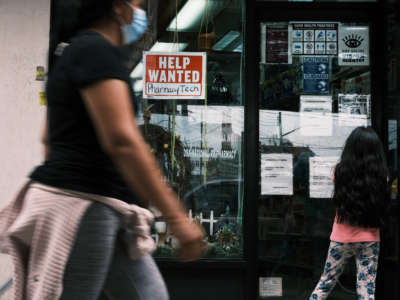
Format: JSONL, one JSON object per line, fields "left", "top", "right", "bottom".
{"left": 258, "top": 0, "right": 377, "bottom": 2}
{"left": 131, "top": 0, "right": 244, "bottom": 259}
{"left": 258, "top": 21, "right": 373, "bottom": 298}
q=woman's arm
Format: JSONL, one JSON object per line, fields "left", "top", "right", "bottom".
{"left": 81, "top": 79, "right": 204, "bottom": 261}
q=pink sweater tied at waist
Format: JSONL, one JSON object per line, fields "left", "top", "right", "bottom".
{"left": 0, "top": 181, "right": 155, "bottom": 300}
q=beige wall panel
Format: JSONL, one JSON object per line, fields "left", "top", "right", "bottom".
{"left": 0, "top": 0, "right": 50, "bottom": 298}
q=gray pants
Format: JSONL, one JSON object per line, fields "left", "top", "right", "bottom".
{"left": 59, "top": 203, "right": 169, "bottom": 300}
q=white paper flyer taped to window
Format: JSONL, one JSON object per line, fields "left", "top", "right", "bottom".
{"left": 309, "top": 156, "right": 338, "bottom": 199}
{"left": 300, "top": 95, "right": 332, "bottom": 136}
{"left": 261, "top": 153, "right": 293, "bottom": 196}
{"left": 259, "top": 277, "right": 283, "bottom": 297}
{"left": 338, "top": 94, "right": 371, "bottom": 127}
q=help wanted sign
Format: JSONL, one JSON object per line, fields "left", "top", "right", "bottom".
{"left": 143, "top": 52, "right": 206, "bottom": 99}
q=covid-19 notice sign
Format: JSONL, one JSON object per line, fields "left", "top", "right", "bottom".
{"left": 143, "top": 52, "right": 206, "bottom": 99}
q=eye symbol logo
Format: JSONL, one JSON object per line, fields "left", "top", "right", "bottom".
{"left": 342, "top": 34, "right": 364, "bottom": 48}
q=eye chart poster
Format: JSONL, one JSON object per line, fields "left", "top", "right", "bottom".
{"left": 261, "top": 153, "right": 293, "bottom": 196}
{"left": 309, "top": 156, "right": 338, "bottom": 199}
{"left": 338, "top": 26, "right": 369, "bottom": 66}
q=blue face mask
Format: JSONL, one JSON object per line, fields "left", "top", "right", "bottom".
{"left": 120, "top": 5, "right": 148, "bottom": 44}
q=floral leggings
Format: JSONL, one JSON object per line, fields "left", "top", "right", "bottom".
{"left": 310, "top": 241, "right": 380, "bottom": 300}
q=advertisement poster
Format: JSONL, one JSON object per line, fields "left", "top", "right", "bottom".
{"left": 143, "top": 52, "right": 206, "bottom": 99}
{"left": 309, "top": 156, "right": 338, "bottom": 198}
{"left": 300, "top": 95, "right": 332, "bottom": 136}
{"left": 290, "top": 23, "right": 338, "bottom": 56}
{"left": 338, "top": 94, "right": 371, "bottom": 126}
{"left": 262, "top": 25, "right": 291, "bottom": 64}
{"left": 303, "top": 57, "right": 330, "bottom": 94}
{"left": 338, "top": 26, "right": 369, "bottom": 66}
{"left": 261, "top": 153, "right": 293, "bottom": 196}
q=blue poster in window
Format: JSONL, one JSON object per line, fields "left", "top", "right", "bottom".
{"left": 303, "top": 57, "right": 329, "bottom": 94}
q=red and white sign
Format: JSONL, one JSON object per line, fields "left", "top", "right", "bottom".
{"left": 143, "top": 52, "right": 206, "bottom": 99}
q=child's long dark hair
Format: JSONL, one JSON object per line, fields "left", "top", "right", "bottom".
{"left": 334, "top": 126, "right": 389, "bottom": 228}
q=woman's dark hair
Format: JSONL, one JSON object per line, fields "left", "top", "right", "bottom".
{"left": 334, "top": 126, "right": 389, "bottom": 228}
{"left": 49, "top": 0, "right": 123, "bottom": 71}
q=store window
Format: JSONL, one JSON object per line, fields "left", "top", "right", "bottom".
{"left": 131, "top": 0, "right": 245, "bottom": 259}
{"left": 257, "top": 0, "right": 377, "bottom": 2}
{"left": 258, "top": 21, "right": 373, "bottom": 298}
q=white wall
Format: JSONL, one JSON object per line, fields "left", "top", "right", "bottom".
{"left": 0, "top": 0, "right": 50, "bottom": 298}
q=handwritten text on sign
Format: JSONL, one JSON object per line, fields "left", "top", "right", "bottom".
{"left": 143, "top": 52, "right": 206, "bottom": 99}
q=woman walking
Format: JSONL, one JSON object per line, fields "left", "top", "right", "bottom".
{"left": 310, "top": 126, "right": 389, "bottom": 300}
{"left": 0, "top": 0, "right": 204, "bottom": 299}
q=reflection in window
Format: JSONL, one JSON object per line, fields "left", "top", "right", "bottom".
{"left": 131, "top": 0, "right": 244, "bottom": 258}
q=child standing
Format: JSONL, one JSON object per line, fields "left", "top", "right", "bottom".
{"left": 310, "top": 127, "right": 389, "bottom": 300}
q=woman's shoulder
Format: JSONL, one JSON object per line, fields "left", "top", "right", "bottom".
{"left": 59, "top": 30, "right": 124, "bottom": 72}
{"left": 55, "top": 30, "right": 128, "bottom": 88}
{"left": 68, "top": 30, "right": 114, "bottom": 53}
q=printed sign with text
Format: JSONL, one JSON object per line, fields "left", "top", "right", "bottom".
{"left": 262, "top": 25, "right": 291, "bottom": 64}
{"left": 338, "top": 94, "right": 371, "bottom": 126}
{"left": 303, "top": 57, "right": 330, "bottom": 94}
{"left": 309, "top": 156, "right": 338, "bottom": 198}
{"left": 143, "top": 52, "right": 206, "bottom": 99}
{"left": 300, "top": 95, "right": 333, "bottom": 136}
{"left": 261, "top": 153, "right": 293, "bottom": 196}
{"left": 339, "top": 26, "right": 369, "bottom": 66}
{"left": 290, "top": 23, "right": 338, "bottom": 56}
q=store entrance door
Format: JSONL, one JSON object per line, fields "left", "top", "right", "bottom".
{"left": 254, "top": 3, "right": 383, "bottom": 300}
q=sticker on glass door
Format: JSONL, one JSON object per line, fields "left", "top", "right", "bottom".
{"left": 259, "top": 277, "right": 283, "bottom": 297}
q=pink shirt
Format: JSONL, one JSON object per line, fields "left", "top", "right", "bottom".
{"left": 330, "top": 217, "right": 380, "bottom": 243}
